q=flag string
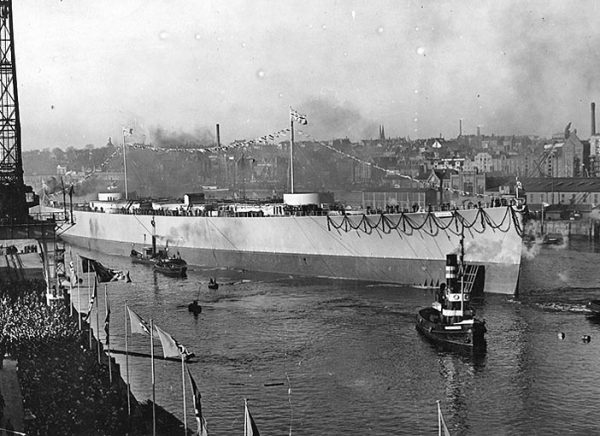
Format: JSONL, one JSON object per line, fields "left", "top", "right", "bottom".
{"left": 49, "top": 122, "right": 517, "bottom": 201}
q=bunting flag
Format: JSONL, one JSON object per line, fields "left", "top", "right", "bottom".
{"left": 296, "top": 129, "right": 494, "bottom": 200}
{"left": 290, "top": 107, "right": 308, "bottom": 125}
{"left": 437, "top": 401, "right": 451, "bottom": 436}
{"left": 244, "top": 400, "right": 260, "bottom": 436}
{"left": 127, "top": 306, "right": 151, "bottom": 336}
{"left": 80, "top": 255, "right": 132, "bottom": 283}
{"left": 104, "top": 288, "right": 111, "bottom": 346}
{"left": 154, "top": 325, "right": 194, "bottom": 359}
{"left": 83, "top": 279, "right": 97, "bottom": 322}
{"left": 187, "top": 367, "right": 209, "bottom": 436}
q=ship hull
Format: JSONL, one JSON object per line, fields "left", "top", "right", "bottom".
{"left": 58, "top": 207, "right": 523, "bottom": 294}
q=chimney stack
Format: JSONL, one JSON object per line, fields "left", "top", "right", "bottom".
{"left": 216, "top": 123, "right": 221, "bottom": 148}
{"left": 592, "top": 103, "right": 596, "bottom": 136}
{"left": 459, "top": 119, "right": 462, "bottom": 137}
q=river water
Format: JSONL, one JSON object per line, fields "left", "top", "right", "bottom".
{"left": 70, "top": 237, "right": 600, "bottom": 435}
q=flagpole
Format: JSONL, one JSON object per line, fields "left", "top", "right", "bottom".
{"left": 151, "top": 318, "right": 156, "bottom": 436}
{"left": 125, "top": 302, "right": 131, "bottom": 416}
{"left": 88, "top": 260, "right": 92, "bottom": 349}
{"left": 76, "top": 260, "right": 81, "bottom": 330}
{"left": 244, "top": 398, "right": 247, "bottom": 436}
{"left": 122, "top": 128, "right": 129, "bottom": 200}
{"left": 69, "top": 273, "right": 73, "bottom": 317}
{"left": 290, "top": 115, "right": 295, "bottom": 194}
{"left": 105, "top": 284, "right": 112, "bottom": 384}
{"left": 181, "top": 355, "right": 187, "bottom": 435}
{"left": 96, "top": 275, "right": 100, "bottom": 364}
{"left": 437, "top": 400, "right": 441, "bottom": 436}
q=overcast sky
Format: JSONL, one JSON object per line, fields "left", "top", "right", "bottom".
{"left": 12, "top": 0, "right": 600, "bottom": 150}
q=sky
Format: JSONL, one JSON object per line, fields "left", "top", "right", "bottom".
{"left": 11, "top": 0, "right": 600, "bottom": 150}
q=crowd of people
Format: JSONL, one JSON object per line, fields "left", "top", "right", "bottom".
{"left": 0, "top": 279, "right": 188, "bottom": 435}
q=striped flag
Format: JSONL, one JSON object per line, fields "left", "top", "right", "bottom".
{"left": 290, "top": 107, "right": 308, "bottom": 125}
{"left": 127, "top": 306, "right": 151, "bottom": 336}
{"left": 244, "top": 399, "right": 260, "bottom": 436}
{"left": 187, "top": 367, "right": 208, "bottom": 436}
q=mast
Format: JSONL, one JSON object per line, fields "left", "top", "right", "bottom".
{"left": 460, "top": 226, "right": 465, "bottom": 315}
{"left": 122, "top": 128, "right": 129, "bottom": 200}
{"left": 151, "top": 215, "right": 156, "bottom": 256}
{"left": 290, "top": 116, "right": 295, "bottom": 194}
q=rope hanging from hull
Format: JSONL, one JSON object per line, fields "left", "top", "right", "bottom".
{"left": 326, "top": 206, "right": 524, "bottom": 238}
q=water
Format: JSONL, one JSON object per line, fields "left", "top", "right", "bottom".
{"left": 70, "top": 238, "right": 600, "bottom": 435}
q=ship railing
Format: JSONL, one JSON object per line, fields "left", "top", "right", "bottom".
{"left": 69, "top": 200, "right": 517, "bottom": 218}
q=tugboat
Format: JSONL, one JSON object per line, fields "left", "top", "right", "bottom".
{"left": 130, "top": 219, "right": 169, "bottom": 265}
{"left": 153, "top": 254, "right": 188, "bottom": 277}
{"left": 130, "top": 245, "right": 168, "bottom": 265}
{"left": 415, "top": 251, "right": 486, "bottom": 352}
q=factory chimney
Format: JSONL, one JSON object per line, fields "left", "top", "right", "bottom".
{"left": 459, "top": 119, "right": 462, "bottom": 137}
{"left": 592, "top": 103, "right": 596, "bottom": 136}
{"left": 216, "top": 123, "right": 221, "bottom": 148}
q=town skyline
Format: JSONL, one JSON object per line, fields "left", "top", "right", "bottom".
{"left": 12, "top": 0, "right": 600, "bottom": 150}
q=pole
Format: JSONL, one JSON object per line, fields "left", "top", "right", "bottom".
{"left": 105, "top": 284, "right": 112, "bottom": 384}
{"left": 541, "top": 205, "right": 545, "bottom": 235}
{"left": 437, "top": 400, "right": 442, "bottom": 436}
{"left": 125, "top": 301, "right": 130, "bottom": 416}
{"left": 181, "top": 354, "right": 187, "bottom": 435}
{"left": 290, "top": 117, "right": 295, "bottom": 194}
{"left": 122, "top": 129, "right": 129, "bottom": 200}
{"left": 460, "top": 226, "right": 465, "bottom": 315}
{"left": 244, "top": 398, "right": 247, "bottom": 436}
{"left": 96, "top": 276, "right": 100, "bottom": 364}
{"left": 77, "top": 261, "right": 81, "bottom": 330}
{"left": 69, "top": 273, "right": 73, "bottom": 317}
{"left": 151, "top": 319, "right": 156, "bottom": 436}
{"left": 87, "top": 260, "right": 91, "bottom": 349}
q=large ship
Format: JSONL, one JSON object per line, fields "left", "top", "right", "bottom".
{"left": 56, "top": 192, "right": 524, "bottom": 295}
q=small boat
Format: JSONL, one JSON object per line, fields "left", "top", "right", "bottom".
{"left": 153, "top": 257, "right": 188, "bottom": 277}
{"left": 415, "top": 251, "right": 486, "bottom": 352}
{"left": 208, "top": 277, "right": 219, "bottom": 290}
{"left": 188, "top": 300, "right": 202, "bottom": 314}
{"left": 542, "top": 233, "right": 564, "bottom": 245}
{"left": 130, "top": 246, "right": 168, "bottom": 265}
{"left": 586, "top": 300, "right": 600, "bottom": 316}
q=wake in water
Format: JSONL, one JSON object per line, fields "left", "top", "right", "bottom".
{"left": 518, "top": 286, "right": 600, "bottom": 314}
